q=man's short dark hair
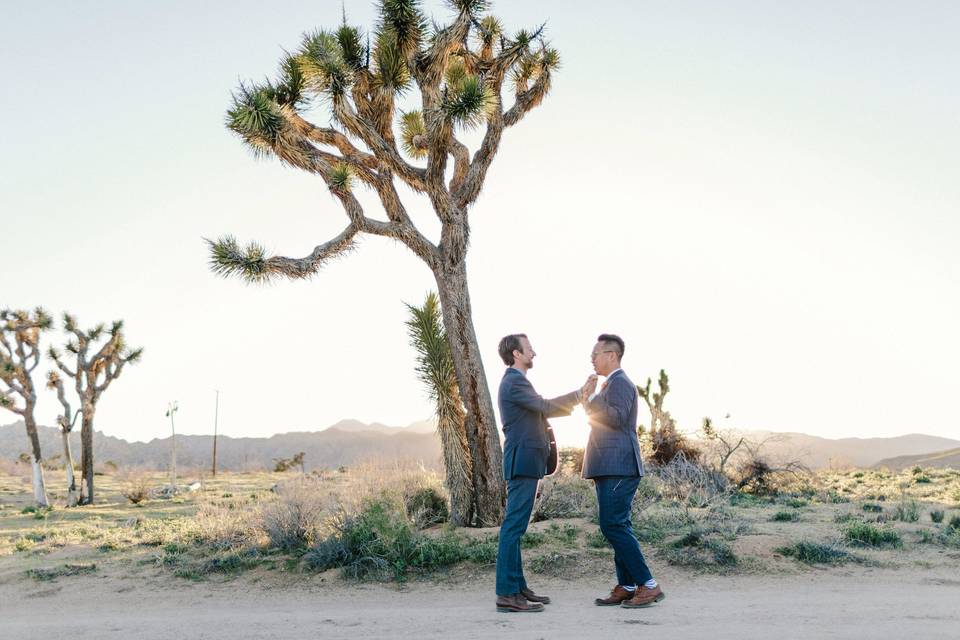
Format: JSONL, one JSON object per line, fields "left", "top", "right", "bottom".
{"left": 597, "top": 333, "right": 625, "bottom": 359}
{"left": 498, "top": 333, "right": 527, "bottom": 366}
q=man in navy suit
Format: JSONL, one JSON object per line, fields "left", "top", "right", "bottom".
{"left": 581, "top": 334, "right": 665, "bottom": 608}
{"left": 494, "top": 333, "right": 587, "bottom": 613}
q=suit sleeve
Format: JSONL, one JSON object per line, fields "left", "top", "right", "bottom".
{"left": 585, "top": 376, "right": 634, "bottom": 432}
{"left": 508, "top": 378, "right": 579, "bottom": 418}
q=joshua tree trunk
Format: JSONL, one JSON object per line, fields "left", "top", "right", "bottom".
{"left": 24, "top": 409, "right": 49, "bottom": 508}
{"left": 79, "top": 406, "right": 95, "bottom": 505}
{"left": 61, "top": 428, "right": 78, "bottom": 506}
{"left": 434, "top": 260, "right": 503, "bottom": 525}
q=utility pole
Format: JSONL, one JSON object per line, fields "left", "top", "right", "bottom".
{"left": 212, "top": 390, "right": 220, "bottom": 477}
{"left": 165, "top": 401, "right": 179, "bottom": 490}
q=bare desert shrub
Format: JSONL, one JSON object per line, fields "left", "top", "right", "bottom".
{"left": 930, "top": 510, "right": 944, "bottom": 523}
{"left": 192, "top": 499, "right": 263, "bottom": 551}
{"left": 531, "top": 473, "right": 596, "bottom": 522}
{"left": 656, "top": 452, "right": 728, "bottom": 512}
{"left": 259, "top": 478, "right": 326, "bottom": 551}
{"left": 120, "top": 473, "right": 151, "bottom": 505}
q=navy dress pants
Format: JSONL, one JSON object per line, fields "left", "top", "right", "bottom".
{"left": 595, "top": 475, "right": 653, "bottom": 587}
{"left": 495, "top": 477, "right": 538, "bottom": 596}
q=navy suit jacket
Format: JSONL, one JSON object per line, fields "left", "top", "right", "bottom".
{"left": 581, "top": 369, "right": 644, "bottom": 479}
{"left": 498, "top": 368, "right": 579, "bottom": 480}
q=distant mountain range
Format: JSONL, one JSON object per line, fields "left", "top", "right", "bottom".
{"left": 874, "top": 448, "right": 960, "bottom": 472}
{"left": 1, "top": 420, "right": 958, "bottom": 472}
{"left": 0, "top": 419, "right": 441, "bottom": 473}
{"left": 739, "top": 431, "right": 960, "bottom": 470}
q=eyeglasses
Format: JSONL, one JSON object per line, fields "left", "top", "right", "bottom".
{"left": 590, "top": 350, "right": 617, "bottom": 360}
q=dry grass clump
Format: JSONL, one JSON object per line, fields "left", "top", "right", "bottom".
{"left": 119, "top": 472, "right": 151, "bottom": 505}
{"left": 776, "top": 541, "right": 856, "bottom": 565}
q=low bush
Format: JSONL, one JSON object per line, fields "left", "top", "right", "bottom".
{"left": 930, "top": 510, "right": 944, "bottom": 524}
{"left": 304, "top": 498, "right": 493, "bottom": 582}
{"left": 663, "top": 527, "right": 737, "bottom": 568}
{"left": 843, "top": 522, "right": 902, "bottom": 548}
{"left": 771, "top": 511, "right": 799, "bottom": 522}
{"left": 404, "top": 486, "right": 449, "bottom": 529}
{"left": 776, "top": 541, "right": 854, "bottom": 565}
{"left": 948, "top": 515, "right": 960, "bottom": 531}
{"left": 862, "top": 503, "right": 883, "bottom": 513}
{"left": 26, "top": 563, "right": 97, "bottom": 581}
{"left": 784, "top": 498, "right": 808, "bottom": 508}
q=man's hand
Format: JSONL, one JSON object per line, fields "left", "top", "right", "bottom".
{"left": 581, "top": 374, "right": 598, "bottom": 402}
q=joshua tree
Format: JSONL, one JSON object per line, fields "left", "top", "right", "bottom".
{"left": 0, "top": 308, "right": 53, "bottom": 507}
{"left": 48, "top": 315, "right": 142, "bottom": 505}
{"left": 639, "top": 369, "right": 699, "bottom": 465}
{"left": 46, "top": 369, "right": 81, "bottom": 506}
{"left": 406, "top": 292, "right": 474, "bottom": 525}
{"left": 207, "top": 0, "right": 559, "bottom": 525}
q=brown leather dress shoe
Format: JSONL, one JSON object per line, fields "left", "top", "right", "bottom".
{"left": 621, "top": 585, "right": 666, "bottom": 608}
{"left": 520, "top": 587, "right": 551, "bottom": 604}
{"left": 595, "top": 584, "right": 633, "bottom": 606}
{"left": 496, "top": 593, "right": 545, "bottom": 613}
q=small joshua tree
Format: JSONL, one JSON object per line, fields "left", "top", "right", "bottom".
{"left": 638, "top": 369, "right": 699, "bottom": 465}
{"left": 207, "top": 0, "right": 560, "bottom": 525}
{"left": 48, "top": 314, "right": 142, "bottom": 505}
{"left": 406, "top": 292, "right": 474, "bottom": 525}
{"left": 0, "top": 308, "right": 53, "bottom": 507}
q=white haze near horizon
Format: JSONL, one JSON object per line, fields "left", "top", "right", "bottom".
{"left": 1, "top": 1, "right": 958, "bottom": 448}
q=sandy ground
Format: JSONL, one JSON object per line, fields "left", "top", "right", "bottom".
{"left": 2, "top": 566, "right": 959, "bottom": 640}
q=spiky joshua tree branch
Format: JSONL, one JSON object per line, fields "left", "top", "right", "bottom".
{"left": 207, "top": 0, "right": 560, "bottom": 526}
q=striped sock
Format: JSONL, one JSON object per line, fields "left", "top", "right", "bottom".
{"left": 644, "top": 579, "right": 658, "bottom": 589}
{"left": 622, "top": 584, "right": 637, "bottom": 592}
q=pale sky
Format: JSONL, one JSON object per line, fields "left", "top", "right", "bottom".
{"left": 2, "top": 1, "right": 958, "bottom": 447}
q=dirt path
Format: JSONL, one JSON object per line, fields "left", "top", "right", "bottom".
{"left": 2, "top": 566, "right": 959, "bottom": 639}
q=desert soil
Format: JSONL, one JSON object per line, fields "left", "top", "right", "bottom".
{"left": 2, "top": 565, "right": 959, "bottom": 639}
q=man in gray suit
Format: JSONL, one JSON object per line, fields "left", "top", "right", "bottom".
{"left": 494, "top": 333, "right": 587, "bottom": 613}
{"left": 581, "top": 334, "right": 665, "bottom": 608}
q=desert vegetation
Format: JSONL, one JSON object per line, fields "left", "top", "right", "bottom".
{"left": 2, "top": 453, "right": 958, "bottom": 587}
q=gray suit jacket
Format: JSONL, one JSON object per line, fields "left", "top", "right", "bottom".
{"left": 581, "top": 369, "right": 644, "bottom": 479}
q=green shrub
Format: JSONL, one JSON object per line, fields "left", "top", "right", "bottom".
{"left": 916, "top": 529, "right": 936, "bottom": 544}
{"left": 948, "top": 515, "right": 960, "bottom": 531}
{"left": 785, "top": 498, "right": 807, "bottom": 508}
{"left": 521, "top": 531, "right": 546, "bottom": 548}
{"left": 911, "top": 466, "right": 923, "bottom": 475}
{"left": 530, "top": 551, "right": 577, "bottom": 575}
{"left": 852, "top": 471, "right": 864, "bottom": 478}
{"left": 844, "top": 522, "right": 902, "bottom": 548}
{"left": 586, "top": 529, "right": 610, "bottom": 548}
{"left": 914, "top": 475, "right": 931, "bottom": 484}
{"left": 776, "top": 541, "right": 853, "bottom": 565}
{"left": 547, "top": 522, "right": 578, "bottom": 546}
{"left": 930, "top": 510, "right": 944, "bottom": 523}
{"left": 771, "top": 511, "right": 800, "bottom": 522}
{"left": 304, "top": 498, "right": 491, "bottom": 582}
{"left": 862, "top": 503, "right": 883, "bottom": 513}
